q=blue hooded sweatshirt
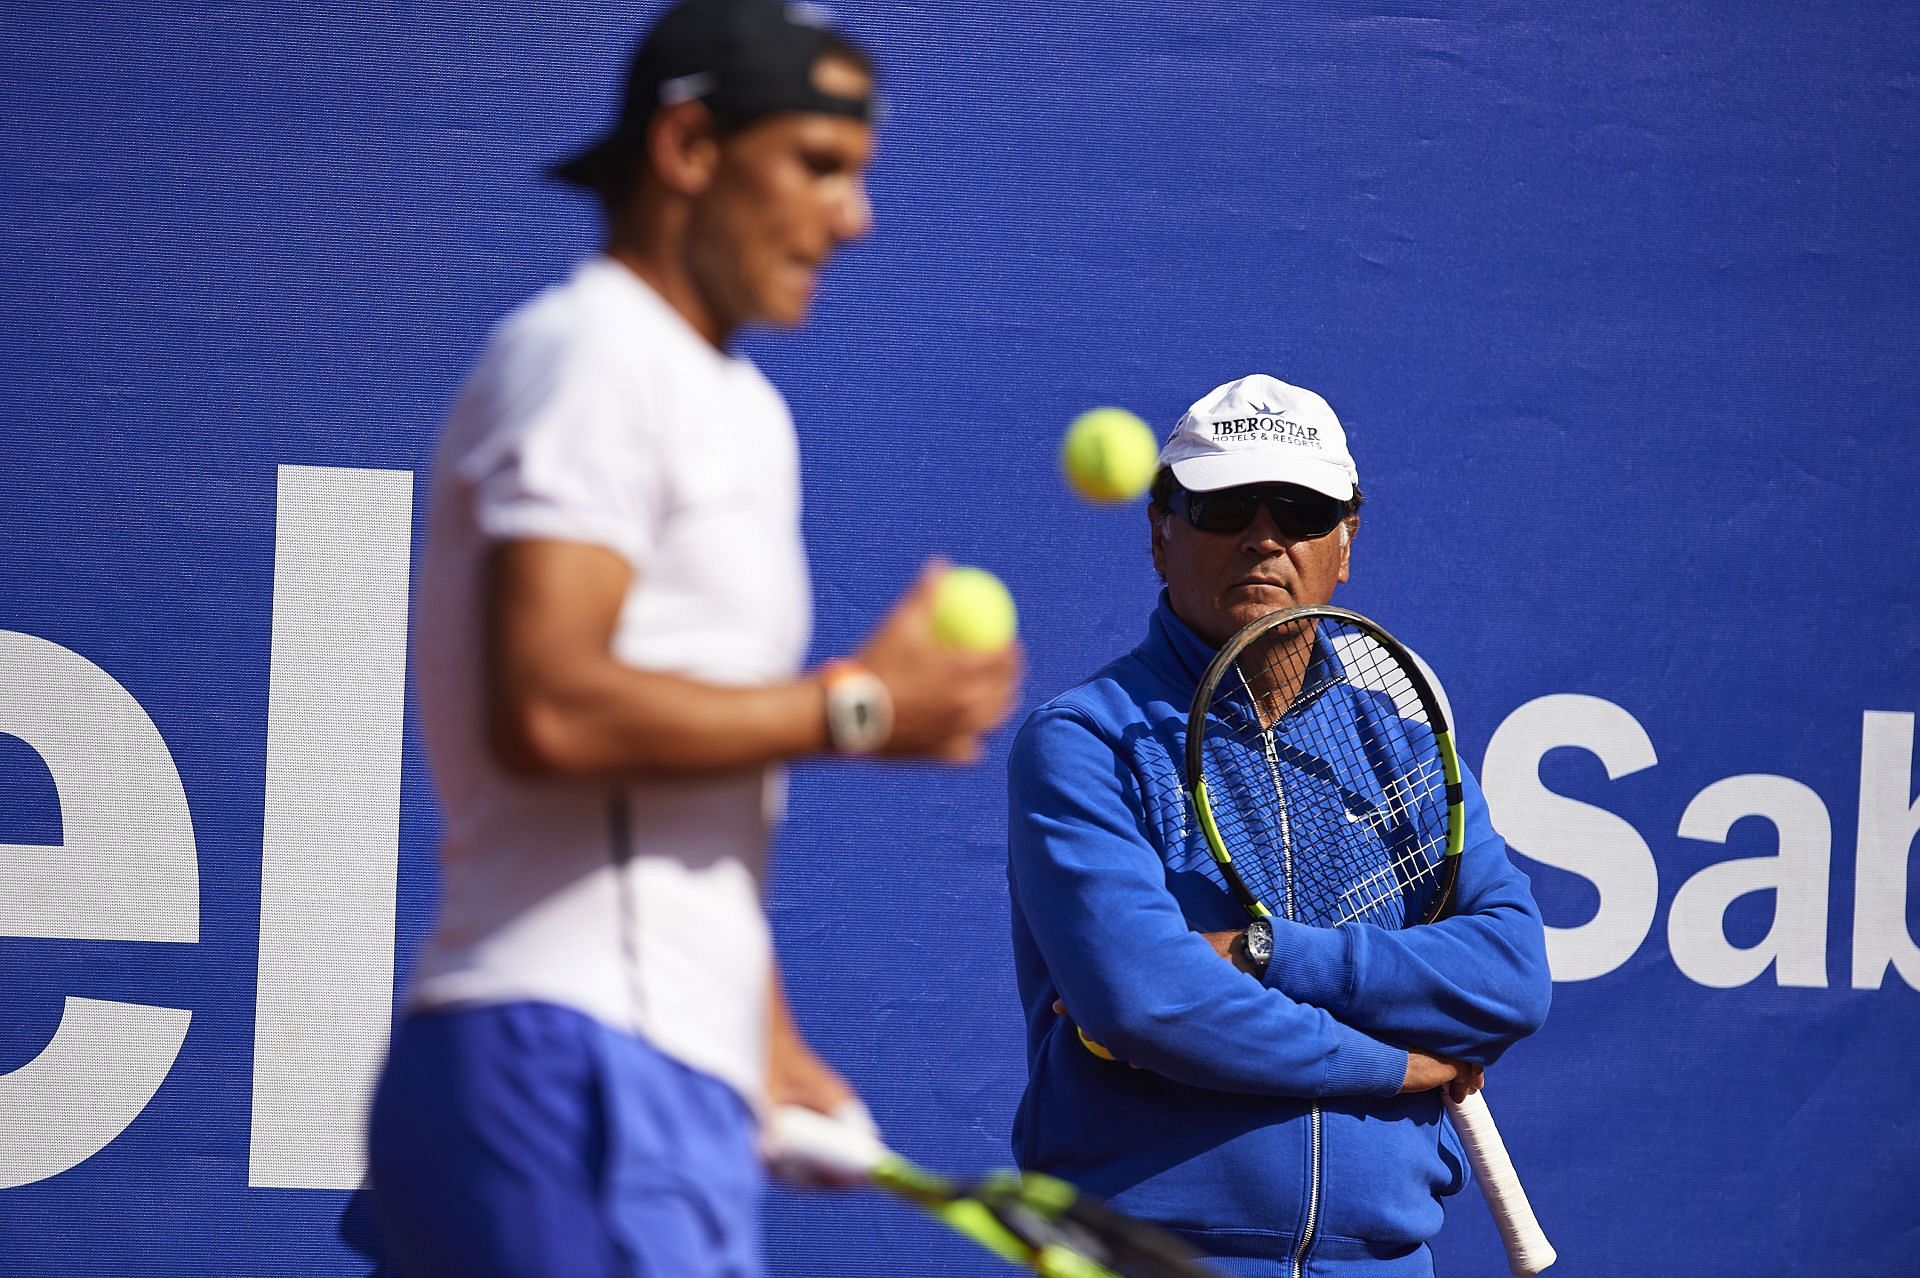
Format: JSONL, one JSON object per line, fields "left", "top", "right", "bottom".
{"left": 1007, "top": 595, "right": 1551, "bottom": 1276}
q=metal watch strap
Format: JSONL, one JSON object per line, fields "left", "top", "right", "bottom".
{"left": 820, "top": 660, "right": 893, "bottom": 754}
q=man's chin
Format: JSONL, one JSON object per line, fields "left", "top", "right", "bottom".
{"left": 754, "top": 291, "right": 814, "bottom": 329}
{"left": 1216, "top": 601, "right": 1286, "bottom": 639}
{"left": 1227, "top": 585, "right": 1292, "bottom": 614}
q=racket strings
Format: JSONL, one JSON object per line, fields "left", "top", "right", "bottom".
{"left": 1199, "top": 618, "right": 1450, "bottom": 930}
{"left": 1333, "top": 833, "right": 1450, "bottom": 926}
{"left": 1325, "top": 757, "right": 1449, "bottom": 924}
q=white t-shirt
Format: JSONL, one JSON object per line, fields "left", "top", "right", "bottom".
{"left": 408, "top": 256, "right": 811, "bottom": 1107}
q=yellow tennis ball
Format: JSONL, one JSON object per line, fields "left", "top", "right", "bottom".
{"left": 1060, "top": 407, "right": 1159, "bottom": 503}
{"left": 930, "top": 567, "right": 1017, "bottom": 651}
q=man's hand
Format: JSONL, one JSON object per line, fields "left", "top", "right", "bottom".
{"left": 857, "top": 562, "right": 1022, "bottom": 761}
{"left": 1403, "top": 1051, "right": 1486, "bottom": 1102}
{"left": 764, "top": 965, "right": 871, "bottom": 1187}
{"left": 762, "top": 1100, "right": 885, "bottom": 1191}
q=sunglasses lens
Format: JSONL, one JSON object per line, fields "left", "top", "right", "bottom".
{"left": 1184, "top": 488, "right": 1345, "bottom": 538}
{"left": 1273, "top": 494, "right": 1343, "bottom": 539}
{"left": 1187, "top": 491, "right": 1262, "bottom": 533}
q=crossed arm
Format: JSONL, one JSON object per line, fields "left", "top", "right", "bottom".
{"left": 1008, "top": 706, "right": 1549, "bottom": 1098}
{"left": 1201, "top": 768, "right": 1552, "bottom": 1066}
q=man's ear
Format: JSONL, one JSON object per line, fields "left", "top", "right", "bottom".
{"left": 646, "top": 100, "right": 722, "bottom": 197}
{"left": 1336, "top": 515, "right": 1356, "bottom": 583}
{"left": 1149, "top": 504, "right": 1170, "bottom": 580}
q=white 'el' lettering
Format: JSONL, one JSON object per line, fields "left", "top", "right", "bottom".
{"left": 0, "top": 631, "right": 196, "bottom": 1188}
{"left": 249, "top": 464, "right": 412, "bottom": 1190}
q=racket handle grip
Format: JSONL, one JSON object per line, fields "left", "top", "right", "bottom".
{"left": 1444, "top": 1090, "right": 1557, "bottom": 1275}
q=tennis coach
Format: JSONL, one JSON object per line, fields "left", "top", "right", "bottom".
{"left": 1006, "top": 374, "right": 1549, "bottom": 1275}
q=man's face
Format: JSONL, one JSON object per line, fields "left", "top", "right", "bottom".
{"left": 686, "top": 55, "right": 875, "bottom": 330}
{"left": 1150, "top": 484, "right": 1356, "bottom": 646}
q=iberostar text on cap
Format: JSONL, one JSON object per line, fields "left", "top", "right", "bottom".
{"left": 1159, "top": 373, "right": 1359, "bottom": 501}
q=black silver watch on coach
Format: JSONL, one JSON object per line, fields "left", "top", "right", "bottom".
{"left": 1243, "top": 918, "right": 1273, "bottom": 976}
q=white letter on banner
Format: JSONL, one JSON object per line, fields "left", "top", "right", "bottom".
{"left": 1669, "top": 775, "right": 1831, "bottom": 988}
{"left": 0, "top": 631, "right": 196, "bottom": 1188}
{"left": 249, "top": 465, "right": 412, "bottom": 1190}
{"left": 0, "top": 999, "right": 192, "bottom": 1189}
{"left": 1481, "top": 694, "right": 1659, "bottom": 982}
{"left": 1852, "top": 711, "right": 1920, "bottom": 991}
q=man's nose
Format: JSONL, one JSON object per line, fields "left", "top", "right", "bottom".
{"left": 832, "top": 180, "right": 874, "bottom": 242}
{"left": 1240, "top": 502, "right": 1289, "bottom": 551}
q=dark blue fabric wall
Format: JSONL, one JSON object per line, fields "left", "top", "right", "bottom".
{"left": 2, "top": 3, "right": 1915, "bottom": 1274}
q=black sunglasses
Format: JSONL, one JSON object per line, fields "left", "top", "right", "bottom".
{"left": 1174, "top": 484, "right": 1348, "bottom": 539}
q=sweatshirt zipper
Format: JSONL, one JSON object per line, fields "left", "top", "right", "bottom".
{"left": 1293, "top": 1105, "right": 1323, "bottom": 1278}
{"left": 1262, "top": 733, "right": 1323, "bottom": 1278}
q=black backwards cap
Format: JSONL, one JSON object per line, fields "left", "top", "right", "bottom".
{"left": 550, "top": 0, "right": 878, "bottom": 195}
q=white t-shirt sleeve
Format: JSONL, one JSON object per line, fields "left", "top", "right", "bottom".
{"left": 453, "top": 322, "right": 663, "bottom": 570}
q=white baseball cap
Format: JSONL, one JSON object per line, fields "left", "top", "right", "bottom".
{"left": 1159, "top": 373, "right": 1358, "bottom": 500}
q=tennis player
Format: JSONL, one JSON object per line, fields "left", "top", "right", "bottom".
{"left": 366, "top": 4, "right": 1019, "bottom": 1275}
{"left": 1005, "top": 374, "right": 1550, "bottom": 1275}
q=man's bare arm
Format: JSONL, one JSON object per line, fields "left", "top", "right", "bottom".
{"left": 485, "top": 539, "right": 1021, "bottom": 778}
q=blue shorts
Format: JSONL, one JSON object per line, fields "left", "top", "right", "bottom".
{"left": 367, "top": 1002, "right": 764, "bottom": 1278}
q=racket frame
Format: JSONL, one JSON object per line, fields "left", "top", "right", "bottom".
{"left": 1186, "top": 604, "right": 1466, "bottom": 925}
{"left": 871, "top": 1155, "right": 1208, "bottom": 1277}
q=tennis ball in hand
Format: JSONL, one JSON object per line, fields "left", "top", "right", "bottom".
{"left": 1060, "top": 407, "right": 1159, "bottom": 503}
{"left": 930, "top": 567, "right": 1017, "bottom": 651}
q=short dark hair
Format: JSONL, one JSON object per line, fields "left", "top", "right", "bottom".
{"left": 1148, "top": 466, "right": 1178, "bottom": 512}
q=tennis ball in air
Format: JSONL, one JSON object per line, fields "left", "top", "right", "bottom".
{"left": 930, "top": 567, "right": 1018, "bottom": 651}
{"left": 1060, "top": 407, "right": 1159, "bottom": 503}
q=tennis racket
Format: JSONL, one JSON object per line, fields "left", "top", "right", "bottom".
{"left": 765, "top": 1104, "right": 1216, "bottom": 1278}
{"left": 1185, "top": 604, "right": 1556, "bottom": 1276}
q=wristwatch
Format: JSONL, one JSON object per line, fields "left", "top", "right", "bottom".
{"left": 820, "top": 660, "right": 894, "bottom": 754}
{"left": 1243, "top": 918, "right": 1273, "bottom": 976}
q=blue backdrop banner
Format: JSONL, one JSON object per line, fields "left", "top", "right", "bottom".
{"left": 1, "top": 3, "right": 1915, "bottom": 1275}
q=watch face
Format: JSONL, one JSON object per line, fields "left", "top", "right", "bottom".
{"left": 1247, "top": 920, "right": 1273, "bottom": 964}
